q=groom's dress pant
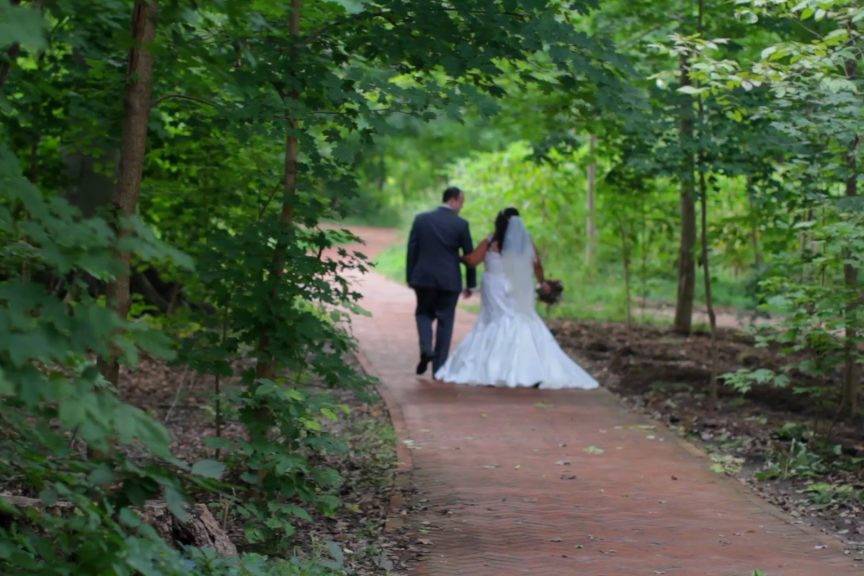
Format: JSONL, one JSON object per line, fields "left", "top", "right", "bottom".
{"left": 413, "top": 287, "right": 460, "bottom": 373}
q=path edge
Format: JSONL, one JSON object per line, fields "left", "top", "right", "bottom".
{"left": 355, "top": 347, "right": 413, "bottom": 533}
{"left": 630, "top": 389, "right": 858, "bottom": 559}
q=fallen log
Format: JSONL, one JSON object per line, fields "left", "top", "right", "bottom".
{"left": 0, "top": 494, "right": 237, "bottom": 557}
{"left": 142, "top": 502, "right": 237, "bottom": 557}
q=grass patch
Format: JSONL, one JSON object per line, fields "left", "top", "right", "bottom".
{"left": 373, "top": 241, "right": 407, "bottom": 282}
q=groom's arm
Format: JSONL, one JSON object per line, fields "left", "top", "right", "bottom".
{"left": 406, "top": 216, "right": 419, "bottom": 285}
{"left": 461, "top": 223, "right": 477, "bottom": 290}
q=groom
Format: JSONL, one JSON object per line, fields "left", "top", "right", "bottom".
{"left": 406, "top": 186, "right": 477, "bottom": 377}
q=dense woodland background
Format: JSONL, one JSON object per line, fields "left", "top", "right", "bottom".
{"left": 1, "top": 0, "right": 862, "bottom": 574}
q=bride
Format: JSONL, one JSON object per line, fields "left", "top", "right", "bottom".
{"left": 435, "top": 207, "right": 598, "bottom": 390}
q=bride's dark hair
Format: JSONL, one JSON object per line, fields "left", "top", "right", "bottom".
{"left": 493, "top": 207, "right": 520, "bottom": 249}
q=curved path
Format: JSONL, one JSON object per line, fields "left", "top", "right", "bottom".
{"left": 348, "top": 226, "right": 858, "bottom": 576}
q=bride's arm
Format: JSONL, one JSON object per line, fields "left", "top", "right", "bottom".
{"left": 462, "top": 236, "right": 491, "bottom": 267}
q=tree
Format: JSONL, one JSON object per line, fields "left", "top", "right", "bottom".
{"left": 99, "top": 0, "right": 158, "bottom": 385}
{"left": 585, "top": 133, "right": 599, "bottom": 269}
{"left": 673, "top": 48, "right": 698, "bottom": 334}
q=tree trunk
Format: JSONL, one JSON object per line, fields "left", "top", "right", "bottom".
{"left": 639, "top": 197, "right": 649, "bottom": 317}
{"left": 841, "top": 136, "right": 860, "bottom": 416}
{"left": 697, "top": 102, "right": 716, "bottom": 335}
{"left": 98, "top": 0, "right": 158, "bottom": 386}
{"left": 746, "top": 176, "right": 763, "bottom": 270}
{"left": 585, "top": 134, "right": 598, "bottom": 270}
{"left": 697, "top": 103, "right": 718, "bottom": 400}
{"left": 842, "top": 59, "right": 860, "bottom": 416}
{"left": 27, "top": 138, "right": 38, "bottom": 182}
{"left": 674, "top": 53, "right": 697, "bottom": 335}
{"left": 619, "top": 220, "right": 633, "bottom": 329}
{"left": 377, "top": 150, "right": 386, "bottom": 192}
{"left": 255, "top": 0, "right": 302, "bottom": 381}
{"left": 698, "top": 173, "right": 716, "bottom": 332}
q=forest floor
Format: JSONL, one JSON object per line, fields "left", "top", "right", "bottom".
{"left": 119, "top": 358, "right": 418, "bottom": 573}
{"left": 621, "top": 300, "right": 773, "bottom": 331}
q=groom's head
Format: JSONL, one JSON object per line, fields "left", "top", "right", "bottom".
{"left": 442, "top": 186, "right": 465, "bottom": 213}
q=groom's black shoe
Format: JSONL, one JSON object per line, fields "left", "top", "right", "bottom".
{"left": 416, "top": 354, "right": 433, "bottom": 375}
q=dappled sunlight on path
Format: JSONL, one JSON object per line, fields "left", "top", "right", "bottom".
{"left": 348, "top": 227, "right": 857, "bottom": 576}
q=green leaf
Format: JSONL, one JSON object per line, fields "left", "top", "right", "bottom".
{"left": 312, "top": 466, "right": 342, "bottom": 489}
{"left": 88, "top": 465, "right": 116, "bottom": 486}
{"left": 0, "top": 0, "right": 45, "bottom": 50}
{"left": 327, "top": 0, "right": 367, "bottom": 14}
{"left": 163, "top": 485, "right": 189, "bottom": 522}
{"left": 0, "top": 366, "right": 12, "bottom": 396}
{"left": 118, "top": 507, "right": 143, "bottom": 528}
{"left": 191, "top": 459, "right": 226, "bottom": 479}
{"left": 737, "top": 10, "right": 758, "bottom": 24}
{"left": 0, "top": 495, "right": 17, "bottom": 516}
{"left": 38, "top": 487, "right": 57, "bottom": 506}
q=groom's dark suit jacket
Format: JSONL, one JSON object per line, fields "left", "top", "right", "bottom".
{"left": 406, "top": 206, "right": 476, "bottom": 292}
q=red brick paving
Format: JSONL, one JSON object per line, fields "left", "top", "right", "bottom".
{"left": 349, "top": 226, "right": 860, "bottom": 576}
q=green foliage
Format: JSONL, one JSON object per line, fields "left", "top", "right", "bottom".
{"left": 804, "top": 482, "right": 862, "bottom": 508}
{"left": 722, "top": 368, "right": 790, "bottom": 395}
{"left": 756, "top": 210, "right": 864, "bottom": 369}
{"left": 3, "top": 0, "right": 625, "bottom": 572}
{"left": 0, "top": 143, "right": 199, "bottom": 574}
{"left": 182, "top": 549, "right": 344, "bottom": 576}
{"left": 756, "top": 437, "right": 828, "bottom": 481}
{"left": 225, "top": 380, "right": 348, "bottom": 548}
{"left": 2, "top": 0, "right": 864, "bottom": 570}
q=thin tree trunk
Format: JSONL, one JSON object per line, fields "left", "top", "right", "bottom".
{"left": 841, "top": 57, "right": 860, "bottom": 416}
{"left": 674, "top": 52, "right": 697, "bottom": 334}
{"left": 746, "top": 176, "right": 763, "bottom": 270}
{"left": 27, "top": 138, "right": 38, "bottom": 182}
{"left": 697, "top": 122, "right": 718, "bottom": 400}
{"left": 214, "top": 309, "right": 227, "bottom": 459}
{"left": 620, "top": 221, "right": 633, "bottom": 329}
{"left": 698, "top": 171, "right": 716, "bottom": 332}
{"left": 694, "top": 0, "right": 718, "bottom": 401}
{"left": 639, "top": 196, "right": 649, "bottom": 317}
{"left": 377, "top": 151, "right": 386, "bottom": 192}
{"left": 98, "top": 0, "right": 158, "bottom": 385}
{"left": 799, "top": 206, "right": 812, "bottom": 284}
{"left": 697, "top": 103, "right": 716, "bottom": 334}
{"left": 585, "top": 134, "right": 598, "bottom": 270}
{"left": 255, "top": 0, "right": 302, "bottom": 380}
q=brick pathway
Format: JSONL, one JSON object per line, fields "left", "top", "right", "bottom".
{"left": 348, "top": 227, "right": 859, "bottom": 576}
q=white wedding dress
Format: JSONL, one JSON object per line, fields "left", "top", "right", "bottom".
{"left": 434, "top": 218, "right": 598, "bottom": 390}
